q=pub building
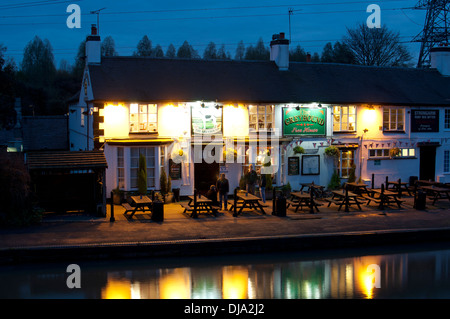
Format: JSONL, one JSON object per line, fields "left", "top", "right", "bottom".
{"left": 69, "top": 26, "right": 450, "bottom": 200}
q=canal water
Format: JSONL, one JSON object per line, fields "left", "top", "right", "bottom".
{"left": 1, "top": 242, "right": 450, "bottom": 299}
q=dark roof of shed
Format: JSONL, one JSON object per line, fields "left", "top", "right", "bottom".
{"left": 88, "top": 57, "right": 450, "bottom": 106}
{"left": 26, "top": 150, "right": 107, "bottom": 170}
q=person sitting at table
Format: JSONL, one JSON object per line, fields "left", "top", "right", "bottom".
{"left": 206, "top": 185, "right": 219, "bottom": 207}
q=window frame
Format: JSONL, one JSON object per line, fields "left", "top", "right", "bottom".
{"left": 130, "top": 147, "right": 156, "bottom": 190}
{"left": 248, "top": 105, "right": 274, "bottom": 132}
{"left": 444, "top": 150, "right": 450, "bottom": 173}
{"left": 368, "top": 148, "right": 416, "bottom": 159}
{"left": 338, "top": 149, "right": 355, "bottom": 179}
{"left": 383, "top": 107, "right": 405, "bottom": 132}
{"left": 129, "top": 103, "right": 158, "bottom": 133}
{"left": 333, "top": 105, "right": 356, "bottom": 132}
{"left": 445, "top": 109, "right": 450, "bottom": 130}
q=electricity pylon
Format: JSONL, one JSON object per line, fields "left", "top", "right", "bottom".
{"left": 413, "top": 0, "right": 450, "bottom": 68}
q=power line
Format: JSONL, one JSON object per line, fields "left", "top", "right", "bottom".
{"left": 0, "top": 0, "right": 80, "bottom": 10}
{"left": 0, "top": 6, "right": 416, "bottom": 25}
{"left": 0, "top": 0, "right": 412, "bottom": 18}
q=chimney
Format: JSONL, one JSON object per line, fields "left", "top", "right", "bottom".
{"left": 430, "top": 45, "right": 450, "bottom": 76}
{"left": 85, "top": 24, "right": 101, "bottom": 64}
{"left": 270, "top": 32, "right": 290, "bottom": 71}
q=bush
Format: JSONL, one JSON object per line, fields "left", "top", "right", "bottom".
{"left": 160, "top": 167, "right": 168, "bottom": 195}
{"left": 0, "top": 153, "right": 42, "bottom": 226}
{"left": 138, "top": 154, "right": 147, "bottom": 195}
{"left": 328, "top": 171, "right": 341, "bottom": 190}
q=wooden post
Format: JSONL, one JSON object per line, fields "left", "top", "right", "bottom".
{"left": 385, "top": 176, "right": 389, "bottom": 190}
{"left": 379, "top": 184, "right": 385, "bottom": 210}
{"left": 110, "top": 191, "right": 115, "bottom": 222}
{"left": 344, "top": 185, "right": 349, "bottom": 212}
{"left": 233, "top": 188, "right": 238, "bottom": 217}
{"left": 398, "top": 178, "right": 402, "bottom": 198}
{"left": 371, "top": 173, "right": 375, "bottom": 189}
{"left": 193, "top": 189, "right": 198, "bottom": 218}
{"left": 309, "top": 188, "right": 315, "bottom": 214}
{"left": 272, "top": 187, "right": 277, "bottom": 215}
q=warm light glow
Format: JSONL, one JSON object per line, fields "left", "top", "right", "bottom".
{"left": 103, "top": 103, "right": 129, "bottom": 138}
{"left": 158, "top": 103, "right": 190, "bottom": 137}
{"left": 355, "top": 257, "right": 381, "bottom": 299}
{"left": 222, "top": 266, "right": 248, "bottom": 299}
{"left": 223, "top": 104, "right": 249, "bottom": 137}
{"left": 101, "top": 277, "right": 132, "bottom": 299}
{"left": 159, "top": 268, "right": 191, "bottom": 299}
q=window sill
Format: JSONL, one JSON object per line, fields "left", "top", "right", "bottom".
{"left": 333, "top": 130, "right": 356, "bottom": 134}
{"left": 129, "top": 132, "right": 158, "bottom": 135}
{"left": 368, "top": 157, "right": 417, "bottom": 160}
{"left": 382, "top": 130, "right": 405, "bottom": 133}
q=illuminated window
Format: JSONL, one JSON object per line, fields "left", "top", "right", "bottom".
{"left": 249, "top": 105, "right": 274, "bottom": 132}
{"left": 130, "top": 103, "right": 157, "bottom": 133}
{"left": 333, "top": 106, "right": 356, "bottom": 132}
{"left": 369, "top": 148, "right": 416, "bottom": 159}
{"left": 339, "top": 149, "right": 354, "bottom": 178}
{"left": 117, "top": 147, "right": 125, "bottom": 189}
{"left": 383, "top": 108, "right": 404, "bottom": 131}
{"left": 80, "top": 108, "right": 85, "bottom": 127}
{"left": 130, "top": 147, "right": 156, "bottom": 188}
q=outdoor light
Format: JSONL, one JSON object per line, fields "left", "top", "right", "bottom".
{"left": 295, "top": 106, "right": 300, "bottom": 111}
{"left": 318, "top": 103, "right": 322, "bottom": 108}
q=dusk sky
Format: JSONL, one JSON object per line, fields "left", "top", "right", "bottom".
{"left": 0, "top": 0, "right": 427, "bottom": 68}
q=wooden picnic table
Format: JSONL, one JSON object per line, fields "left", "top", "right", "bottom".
{"left": 368, "top": 189, "right": 403, "bottom": 209}
{"left": 419, "top": 186, "right": 450, "bottom": 205}
{"left": 231, "top": 192, "right": 266, "bottom": 217}
{"left": 123, "top": 195, "right": 153, "bottom": 219}
{"left": 181, "top": 195, "right": 218, "bottom": 218}
{"left": 327, "top": 189, "right": 364, "bottom": 212}
{"left": 386, "top": 181, "right": 411, "bottom": 196}
{"left": 288, "top": 191, "right": 320, "bottom": 213}
{"left": 345, "top": 182, "right": 371, "bottom": 196}
{"left": 417, "top": 180, "right": 438, "bottom": 187}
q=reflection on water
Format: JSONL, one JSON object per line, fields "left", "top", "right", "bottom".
{"left": 1, "top": 243, "right": 450, "bottom": 299}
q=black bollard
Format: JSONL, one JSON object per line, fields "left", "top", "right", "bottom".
{"left": 193, "top": 189, "right": 198, "bottom": 218}
{"left": 272, "top": 187, "right": 277, "bottom": 215}
{"left": 309, "top": 189, "right": 315, "bottom": 214}
{"left": 233, "top": 188, "right": 238, "bottom": 217}
{"left": 371, "top": 173, "right": 375, "bottom": 189}
{"left": 110, "top": 191, "right": 115, "bottom": 222}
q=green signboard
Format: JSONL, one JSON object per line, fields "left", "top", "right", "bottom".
{"left": 283, "top": 107, "right": 326, "bottom": 136}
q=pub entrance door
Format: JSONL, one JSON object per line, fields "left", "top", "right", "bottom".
{"left": 419, "top": 145, "right": 437, "bottom": 181}
{"left": 194, "top": 145, "right": 219, "bottom": 196}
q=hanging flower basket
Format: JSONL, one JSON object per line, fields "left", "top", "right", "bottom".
{"left": 389, "top": 147, "right": 400, "bottom": 158}
{"left": 223, "top": 148, "right": 238, "bottom": 162}
{"left": 293, "top": 146, "right": 305, "bottom": 155}
{"left": 171, "top": 148, "right": 186, "bottom": 163}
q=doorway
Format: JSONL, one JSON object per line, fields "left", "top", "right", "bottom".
{"left": 194, "top": 145, "right": 220, "bottom": 195}
{"left": 419, "top": 146, "right": 437, "bottom": 181}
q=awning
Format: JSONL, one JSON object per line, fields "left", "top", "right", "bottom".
{"left": 26, "top": 151, "right": 108, "bottom": 170}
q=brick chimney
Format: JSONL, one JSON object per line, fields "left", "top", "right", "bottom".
{"left": 85, "top": 24, "right": 101, "bottom": 64}
{"left": 430, "top": 45, "right": 450, "bottom": 76}
{"left": 270, "top": 32, "right": 290, "bottom": 71}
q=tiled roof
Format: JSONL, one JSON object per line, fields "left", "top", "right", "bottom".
{"left": 87, "top": 57, "right": 450, "bottom": 106}
{"left": 26, "top": 150, "right": 107, "bottom": 170}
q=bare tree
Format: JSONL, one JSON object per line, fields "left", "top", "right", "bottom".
{"left": 343, "top": 23, "right": 411, "bottom": 67}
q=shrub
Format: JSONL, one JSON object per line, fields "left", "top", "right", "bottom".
{"left": 138, "top": 154, "right": 147, "bottom": 195}
{"left": 328, "top": 171, "right": 341, "bottom": 190}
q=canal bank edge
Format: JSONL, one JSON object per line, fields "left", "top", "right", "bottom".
{"left": 1, "top": 227, "right": 450, "bottom": 265}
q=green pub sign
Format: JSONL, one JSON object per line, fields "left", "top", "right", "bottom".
{"left": 283, "top": 107, "right": 326, "bottom": 136}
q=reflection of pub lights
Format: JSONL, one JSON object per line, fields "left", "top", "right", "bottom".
{"left": 222, "top": 266, "right": 248, "bottom": 299}
{"left": 101, "top": 277, "right": 132, "bottom": 299}
{"left": 159, "top": 268, "right": 191, "bottom": 299}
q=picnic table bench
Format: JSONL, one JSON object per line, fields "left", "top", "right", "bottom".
{"left": 123, "top": 195, "right": 153, "bottom": 219}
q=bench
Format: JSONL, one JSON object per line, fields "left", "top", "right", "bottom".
{"left": 180, "top": 202, "right": 194, "bottom": 214}
{"left": 323, "top": 198, "right": 342, "bottom": 207}
{"left": 122, "top": 203, "right": 134, "bottom": 214}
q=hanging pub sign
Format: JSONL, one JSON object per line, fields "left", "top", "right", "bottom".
{"left": 411, "top": 110, "right": 439, "bottom": 133}
{"left": 191, "top": 104, "right": 222, "bottom": 135}
{"left": 169, "top": 159, "right": 182, "bottom": 180}
{"left": 283, "top": 107, "right": 326, "bottom": 136}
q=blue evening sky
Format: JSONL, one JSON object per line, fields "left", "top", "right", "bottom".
{"left": 0, "top": 0, "right": 426, "bottom": 68}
